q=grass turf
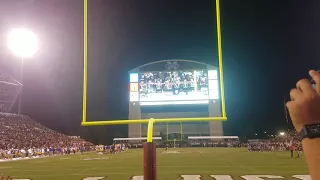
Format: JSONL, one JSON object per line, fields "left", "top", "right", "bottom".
{"left": 0, "top": 148, "right": 308, "bottom": 180}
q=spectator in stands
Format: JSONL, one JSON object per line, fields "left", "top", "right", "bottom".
{"left": 246, "top": 130, "right": 301, "bottom": 152}
{"left": 0, "top": 113, "right": 93, "bottom": 160}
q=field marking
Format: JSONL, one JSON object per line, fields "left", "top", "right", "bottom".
{"left": 7, "top": 164, "right": 140, "bottom": 172}
{"left": 10, "top": 171, "right": 310, "bottom": 179}
{"left": 157, "top": 165, "right": 306, "bottom": 168}
{"left": 71, "top": 172, "right": 129, "bottom": 176}
{"left": 0, "top": 166, "right": 12, "bottom": 169}
{"left": 82, "top": 157, "right": 110, "bottom": 161}
{"left": 2, "top": 149, "right": 308, "bottom": 179}
{"left": 209, "top": 153, "right": 258, "bottom": 173}
{"left": 30, "top": 160, "right": 51, "bottom": 163}
{"left": 11, "top": 172, "right": 133, "bottom": 177}
{"left": 75, "top": 167, "right": 93, "bottom": 176}
{"left": 61, "top": 158, "right": 71, "bottom": 160}
{"left": 9, "top": 168, "right": 87, "bottom": 172}
{"left": 0, "top": 153, "right": 85, "bottom": 163}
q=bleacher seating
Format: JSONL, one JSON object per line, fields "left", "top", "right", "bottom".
{"left": 0, "top": 113, "right": 93, "bottom": 150}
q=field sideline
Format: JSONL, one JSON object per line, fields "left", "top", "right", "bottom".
{"left": 0, "top": 148, "right": 308, "bottom": 180}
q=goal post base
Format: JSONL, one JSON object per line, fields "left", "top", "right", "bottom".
{"left": 143, "top": 142, "right": 157, "bottom": 180}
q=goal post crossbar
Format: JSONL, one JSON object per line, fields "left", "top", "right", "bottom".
{"left": 81, "top": 117, "right": 227, "bottom": 142}
{"left": 81, "top": 117, "right": 226, "bottom": 126}
{"left": 82, "top": 117, "right": 226, "bottom": 142}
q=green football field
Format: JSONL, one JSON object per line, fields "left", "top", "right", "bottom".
{"left": 0, "top": 148, "right": 309, "bottom": 180}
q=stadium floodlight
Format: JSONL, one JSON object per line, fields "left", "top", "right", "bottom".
{"left": 8, "top": 28, "right": 38, "bottom": 58}
{"left": 7, "top": 28, "right": 38, "bottom": 115}
{"left": 279, "top": 132, "right": 285, "bottom": 136}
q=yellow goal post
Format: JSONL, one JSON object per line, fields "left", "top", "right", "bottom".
{"left": 81, "top": 0, "right": 227, "bottom": 136}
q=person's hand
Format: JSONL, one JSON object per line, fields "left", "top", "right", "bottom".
{"left": 286, "top": 70, "right": 320, "bottom": 132}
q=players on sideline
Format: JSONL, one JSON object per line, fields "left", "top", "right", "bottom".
{"left": 95, "top": 144, "right": 127, "bottom": 154}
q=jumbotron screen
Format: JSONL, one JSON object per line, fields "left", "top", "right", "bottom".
{"left": 129, "top": 70, "right": 219, "bottom": 105}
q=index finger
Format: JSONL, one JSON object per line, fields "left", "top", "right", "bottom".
{"left": 296, "top": 79, "right": 314, "bottom": 95}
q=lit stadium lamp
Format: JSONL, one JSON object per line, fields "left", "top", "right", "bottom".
{"left": 279, "top": 132, "right": 285, "bottom": 136}
{"left": 7, "top": 28, "right": 38, "bottom": 115}
{"left": 8, "top": 28, "right": 38, "bottom": 58}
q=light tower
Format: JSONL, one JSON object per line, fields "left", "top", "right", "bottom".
{"left": 7, "top": 28, "right": 38, "bottom": 114}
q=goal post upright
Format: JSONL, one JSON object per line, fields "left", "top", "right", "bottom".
{"left": 166, "top": 122, "right": 183, "bottom": 142}
{"left": 82, "top": 0, "right": 88, "bottom": 124}
{"left": 215, "top": 0, "right": 226, "bottom": 118}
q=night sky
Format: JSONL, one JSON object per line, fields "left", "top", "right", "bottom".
{"left": 0, "top": 0, "right": 319, "bottom": 139}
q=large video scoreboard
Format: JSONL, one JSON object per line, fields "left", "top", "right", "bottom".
{"left": 129, "top": 69, "right": 219, "bottom": 106}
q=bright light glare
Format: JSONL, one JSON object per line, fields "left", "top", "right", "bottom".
{"left": 8, "top": 28, "right": 38, "bottom": 58}
{"left": 279, "top": 132, "right": 285, "bottom": 136}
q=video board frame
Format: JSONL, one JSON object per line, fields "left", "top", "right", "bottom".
{"left": 81, "top": 0, "right": 227, "bottom": 126}
{"left": 129, "top": 69, "right": 220, "bottom": 105}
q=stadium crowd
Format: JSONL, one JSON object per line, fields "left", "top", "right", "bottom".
{"left": 0, "top": 111, "right": 305, "bottom": 160}
{"left": 247, "top": 130, "right": 302, "bottom": 153}
{"left": 113, "top": 139, "right": 240, "bottom": 148}
{"left": 187, "top": 139, "right": 239, "bottom": 147}
{"left": 111, "top": 132, "right": 302, "bottom": 151}
{"left": 0, "top": 113, "right": 93, "bottom": 160}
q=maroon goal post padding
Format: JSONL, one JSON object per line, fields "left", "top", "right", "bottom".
{"left": 143, "top": 142, "right": 157, "bottom": 180}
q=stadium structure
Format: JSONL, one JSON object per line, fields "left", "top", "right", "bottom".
{"left": 0, "top": 71, "right": 22, "bottom": 112}
{"left": 128, "top": 59, "right": 223, "bottom": 140}
{"left": 0, "top": 70, "right": 94, "bottom": 154}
